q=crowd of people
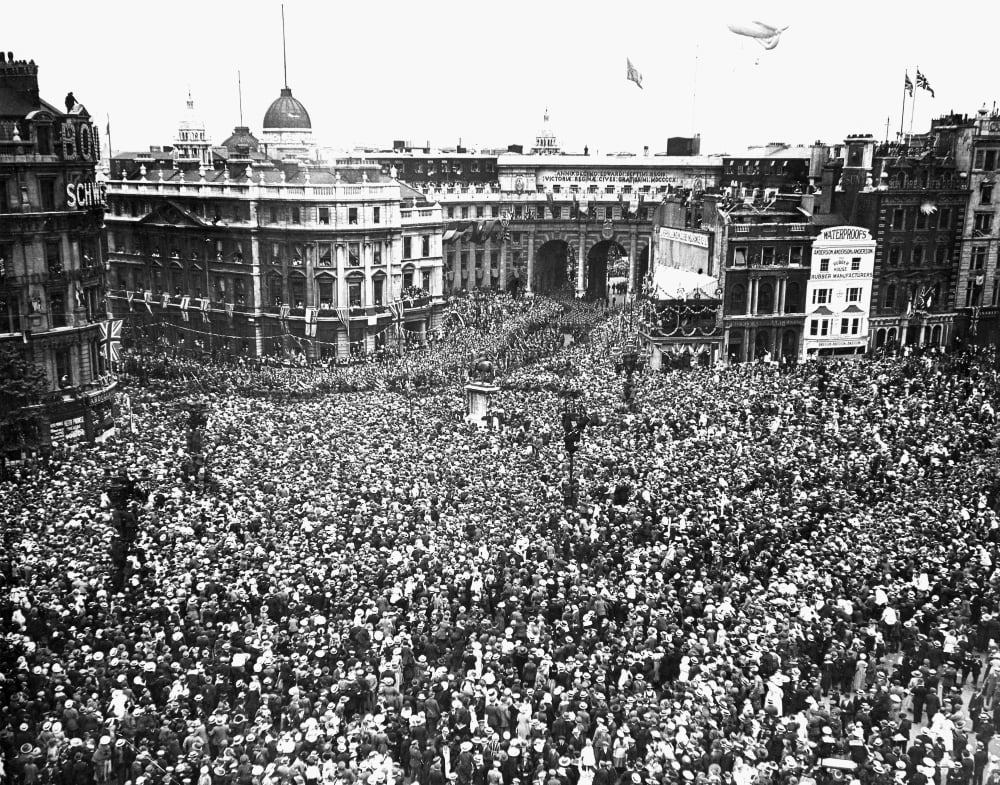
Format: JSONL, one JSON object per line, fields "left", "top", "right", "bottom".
{"left": 4, "top": 307, "right": 1000, "bottom": 785}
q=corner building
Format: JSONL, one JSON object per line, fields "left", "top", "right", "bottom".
{"left": 0, "top": 52, "right": 114, "bottom": 449}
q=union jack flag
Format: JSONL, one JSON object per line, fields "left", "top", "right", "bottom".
{"left": 98, "top": 319, "right": 122, "bottom": 365}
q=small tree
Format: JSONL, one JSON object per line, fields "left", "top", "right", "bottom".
{"left": 0, "top": 343, "right": 49, "bottom": 454}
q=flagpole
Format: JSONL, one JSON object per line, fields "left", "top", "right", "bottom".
{"left": 908, "top": 67, "right": 918, "bottom": 140}
{"left": 899, "top": 76, "right": 908, "bottom": 142}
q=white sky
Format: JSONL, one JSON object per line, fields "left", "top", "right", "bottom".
{"left": 6, "top": 0, "right": 1000, "bottom": 157}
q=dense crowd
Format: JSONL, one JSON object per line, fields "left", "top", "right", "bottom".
{"left": 4, "top": 310, "right": 1000, "bottom": 785}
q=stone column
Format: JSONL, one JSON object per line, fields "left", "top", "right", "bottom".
{"left": 740, "top": 328, "right": 749, "bottom": 362}
{"left": 773, "top": 278, "right": 781, "bottom": 315}
{"left": 526, "top": 230, "right": 535, "bottom": 294}
{"left": 628, "top": 227, "right": 638, "bottom": 294}
{"left": 499, "top": 241, "right": 508, "bottom": 291}
{"left": 249, "top": 221, "right": 265, "bottom": 357}
{"left": 777, "top": 279, "right": 786, "bottom": 314}
{"left": 577, "top": 229, "right": 586, "bottom": 297}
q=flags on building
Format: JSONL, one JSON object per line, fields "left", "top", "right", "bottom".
{"left": 916, "top": 69, "right": 934, "bottom": 97}
{"left": 335, "top": 305, "right": 350, "bottom": 327}
{"left": 225, "top": 302, "right": 234, "bottom": 320}
{"left": 279, "top": 304, "right": 290, "bottom": 322}
{"left": 98, "top": 319, "right": 122, "bottom": 365}
{"left": 180, "top": 295, "right": 190, "bottom": 322}
{"left": 200, "top": 297, "right": 210, "bottom": 323}
{"left": 143, "top": 291, "right": 153, "bottom": 314}
{"left": 161, "top": 293, "right": 169, "bottom": 309}
{"left": 904, "top": 72, "right": 914, "bottom": 97}
{"left": 626, "top": 58, "right": 643, "bottom": 89}
{"left": 304, "top": 307, "right": 318, "bottom": 337}
{"left": 126, "top": 290, "right": 135, "bottom": 311}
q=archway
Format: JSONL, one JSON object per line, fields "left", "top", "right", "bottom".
{"left": 635, "top": 243, "right": 650, "bottom": 291}
{"left": 586, "top": 240, "right": 627, "bottom": 301}
{"left": 753, "top": 329, "right": 772, "bottom": 361}
{"left": 781, "top": 330, "right": 798, "bottom": 363}
{"left": 875, "top": 328, "right": 886, "bottom": 348}
{"left": 533, "top": 240, "right": 571, "bottom": 294}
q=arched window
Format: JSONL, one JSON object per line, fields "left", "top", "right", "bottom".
{"left": 758, "top": 282, "right": 774, "bottom": 313}
{"left": 730, "top": 283, "right": 746, "bottom": 312}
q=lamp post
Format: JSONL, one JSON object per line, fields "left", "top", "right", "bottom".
{"left": 560, "top": 390, "right": 589, "bottom": 506}
{"left": 621, "top": 342, "right": 639, "bottom": 409}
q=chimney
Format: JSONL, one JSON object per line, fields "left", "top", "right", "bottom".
{"left": 0, "top": 51, "right": 40, "bottom": 105}
{"left": 643, "top": 145, "right": 649, "bottom": 157}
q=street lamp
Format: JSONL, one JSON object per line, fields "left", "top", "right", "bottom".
{"left": 560, "top": 391, "right": 590, "bottom": 506}
{"left": 621, "top": 342, "right": 639, "bottom": 409}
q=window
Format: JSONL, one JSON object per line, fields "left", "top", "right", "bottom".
{"left": 972, "top": 247, "right": 987, "bottom": 271}
{"left": 422, "top": 270, "right": 431, "bottom": 292}
{"left": 348, "top": 243, "right": 360, "bottom": 266}
{"left": 349, "top": 207, "right": 358, "bottom": 225}
{"left": 819, "top": 258, "right": 830, "bottom": 272}
{"left": 850, "top": 257, "right": 861, "bottom": 271}
{"left": 403, "top": 237, "right": 412, "bottom": 259}
{"left": 422, "top": 235, "right": 430, "bottom": 257}
{"left": 373, "top": 243, "right": 382, "bottom": 265}
{"left": 476, "top": 206, "right": 484, "bottom": 218}
{"left": 916, "top": 210, "right": 927, "bottom": 230}
{"left": 403, "top": 268, "right": 414, "bottom": 289}
{"left": 812, "top": 288, "right": 831, "bottom": 305}
{"left": 45, "top": 240, "right": 62, "bottom": 275}
{"left": 447, "top": 207, "right": 454, "bottom": 218}
{"left": 460, "top": 206, "right": 469, "bottom": 219}
{"left": 348, "top": 279, "right": 363, "bottom": 307}
{"left": 55, "top": 347, "right": 71, "bottom": 384}
{"left": 883, "top": 284, "right": 896, "bottom": 310}
{"left": 491, "top": 205, "right": 499, "bottom": 218}
{"left": 820, "top": 319, "right": 829, "bottom": 336}
{"left": 762, "top": 247, "right": 775, "bottom": 266}
{"left": 729, "top": 284, "right": 747, "bottom": 312}
{"left": 891, "top": 208, "right": 904, "bottom": 230}
{"left": 809, "top": 319, "right": 819, "bottom": 336}
{"left": 318, "top": 278, "right": 335, "bottom": 310}
{"left": 373, "top": 277, "right": 384, "bottom": 306}
{"left": 36, "top": 124, "right": 52, "bottom": 155}
{"left": 50, "top": 292, "right": 67, "bottom": 328}
{"left": 888, "top": 246, "right": 902, "bottom": 267}
{"left": 935, "top": 246, "right": 948, "bottom": 265}
{"left": 911, "top": 246, "right": 924, "bottom": 266}
{"left": 269, "top": 206, "right": 278, "bottom": 224}
{"left": 0, "top": 179, "right": 9, "bottom": 213}
{"left": 851, "top": 318, "right": 860, "bottom": 334}
{"left": 39, "top": 178, "right": 57, "bottom": 211}
{"left": 841, "top": 318, "right": 850, "bottom": 334}
{"left": 319, "top": 207, "right": 330, "bottom": 225}
{"left": 0, "top": 295, "right": 20, "bottom": 334}
{"left": 975, "top": 149, "right": 998, "bottom": 170}
{"left": 939, "top": 207, "right": 951, "bottom": 229}
{"left": 373, "top": 206, "right": 381, "bottom": 224}
{"left": 291, "top": 206, "right": 300, "bottom": 224}
{"left": 789, "top": 247, "right": 802, "bottom": 265}
{"left": 318, "top": 243, "right": 333, "bottom": 266}
{"left": 733, "top": 247, "right": 747, "bottom": 267}
{"left": 846, "top": 287, "right": 862, "bottom": 302}
{"left": 974, "top": 213, "right": 993, "bottom": 236}
{"left": 981, "top": 183, "right": 994, "bottom": 205}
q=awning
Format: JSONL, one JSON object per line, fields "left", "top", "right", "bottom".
{"left": 651, "top": 266, "right": 719, "bottom": 300}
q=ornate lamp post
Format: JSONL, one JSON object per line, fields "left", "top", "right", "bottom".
{"left": 560, "top": 391, "right": 590, "bottom": 506}
{"left": 621, "top": 342, "right": 639, "bottom": 409}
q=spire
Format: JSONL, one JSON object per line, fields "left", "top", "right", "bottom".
{"left": 187, "top": 87, "right": 193, "bottom": 111}
{"left": 281, "top": 4, "right": 288, "bottom": 89}
{"left": 544, "top": 106, "right": 549, "bottom": 124}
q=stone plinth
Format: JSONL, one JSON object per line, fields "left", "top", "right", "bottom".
{"left": 464, "top": 382, "right": 499, "bottom": 427}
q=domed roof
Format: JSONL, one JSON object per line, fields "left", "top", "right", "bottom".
{"left": 221, "top": 126, "right": 260, "bottom": 152}
{"left": 263, "top": 87, "right": 311, "bottom": 130}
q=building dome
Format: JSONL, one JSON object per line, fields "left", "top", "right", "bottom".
{"left": 263, "top": 87, "right": 311, "bottom": 130}
{"left": 221, "top": 125, "right": 260, "bottom": 152}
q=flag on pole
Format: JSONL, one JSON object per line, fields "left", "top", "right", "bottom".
{"left": 305, "top": 307, "right": 318, "bottom": 337}
{"left": 143, "top": 291, "right": 153, "bottom": 314}
{"left": 98, "top": 319, "right": 122, "bottom": 365}
{"left": 180, "top": 295, "right": 190, "bottom": 322}
{"left": 916, "top": 69, "right": 934, "bottom": 97}
{"left": 335, "top": 305, "right": 350, "bottom": 327}
{"left": 626, "top": 57, "right": 643, "bottom": 89}
{"left": 200, "top": 297, "right": 210, "bottom": 323}
{"left": 904, "top": 72, "right": 914, "bottom": 97}
{"left": 126, "top": 290, "right": 135, "bottom": 311}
